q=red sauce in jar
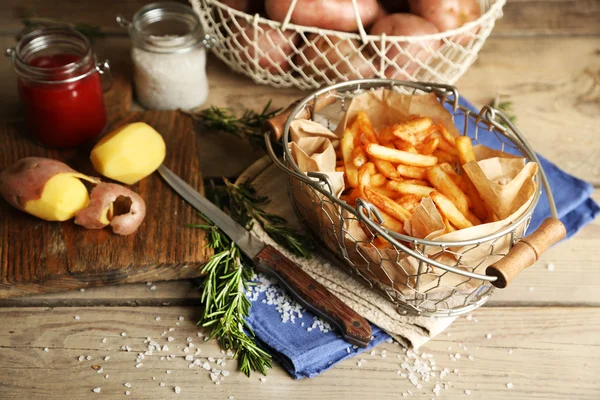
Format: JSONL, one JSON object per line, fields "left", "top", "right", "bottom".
{"left": 18, "top": 53, "right": 107, "bottom": 148}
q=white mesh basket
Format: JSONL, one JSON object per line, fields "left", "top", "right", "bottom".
{"left": 191, "top": 0, "right": 505, "bottom": 89}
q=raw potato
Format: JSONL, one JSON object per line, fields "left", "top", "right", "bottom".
{"left": 409, "top": 0, "right": 481, "bottom": 44}
{"left": 265, "top": 0, "right": 380, "bottom": 32}
{"left": 233, "top": 20, "right": 299, "bottom": 73}
{"left": 297, "top": 34, "right": 375, "bottom": 81}
{"left": 75, "top": 183, "right": 146, "bottom": 236}
{"left": 90, "top": 122, "right": 166, "bottom": 185}
{"left": 370, "top": 13, "right": 441, "bottom": 79}
{"left": 0, "top": 157, "right": 98, "bottom": 221}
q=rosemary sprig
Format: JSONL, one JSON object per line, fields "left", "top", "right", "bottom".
{"left": 488, "top": 95, "right": 517, "bottom": 127}
{"left": 188, "top": 221, "right": 272, "bottom": 376}
{"left": 19, "top": 12, "right": 104, "bottom": 42}
{"left": 186, "top": 101, "right": 283, "bottom": 152}
{"left": 223, "top": 179, "right": 315, "bottom": 259}
{"left": 188, "top": 180, "right": 313, "bottom": 376}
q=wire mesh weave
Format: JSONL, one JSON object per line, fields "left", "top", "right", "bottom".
{"left": 266, "top": 80, "right": 546, "bottom": 317}
{"left": 191, "top": 0, "right": 505, "bottom": 89}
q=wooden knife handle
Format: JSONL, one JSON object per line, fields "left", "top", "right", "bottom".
{"left": 263, "top": 90, "right": 338, "bottom": 141}
{"left": 253, "top": 245, "right": 372, "bottom": 348}
{"left": 486, "top": 218, "right": 566, "bottom": 288}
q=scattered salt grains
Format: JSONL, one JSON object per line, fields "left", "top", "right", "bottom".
{"left": 160, "top": 382, "right": 165, "bottom": 387}
{"left": 185, "top": 355, "right": 194, "bottom": 361}
{"left": 222, "top": 370, "right": 230, "bottom": 377}
{"left": 183, "top": 347, "right": 190, "bottom": 353}
{"left": 202, "top": 362, "right": 211, "bottom": 370}
{"left": 176, "top": 322, "right": 181, "bottom": 326}
{"left": 229, "top": 396, "right": 234, "bottom": 400}
{"left": 121, "top": 332, "right": 127, "bottom": 337}
{"left": 43, "top": 348, "right": 49, "bottom": 352}
{"left": 179, "top": 316, "right": 184, "bottom": 321}
{"left": 97, "top": 368, "right": 103, "bottom": 374}
{"left": 370, "top": 350, "right": 376, "bottom": 356}
{"left": 167, "top": 337, "right": 174, "bottom": 342}
{"left": 156, "top": 317, "right": 161, "bottom": 321}
{"left": 101, "top": 338, "right": 107, "bottom": 344}
{"left": 86, "top": 356, "right": 92, "bottom": 361}
{"left": 208, "top": 357, "right": 215, "bottom": 362}
{"left": 174, "top": 386, "right": 181, "bottom": 394}
{"left": 169, "top": 328, "right": 175, "bottom": 332}
{"left": 506, "top": 383, "right": 513, "bottom": 389}
{"left": 74, "top": 315, "right": 80, "bottom": 320}
{"left": 162, "top": 345, "right": 169, "bottom": 352}
{"left": 135, "top": 363, "right": 143, "bottom": 368}
{"left": 146, "top": 282, "right": 152, "bottom": 286}
{"left": 167, "top": 370, "right": 172, "bottom": 374}
{"left": 125, "top": 391, "right": 131, "bottom": 396}
{"left": 486, "top": 333, "right": 492, "bottom": 339}
{"left": 92, "top": 388, "right": 101, "bottom": 393}
{"left": 104, "top": 375, "right": 109, "bottom": 379}
{"left": 465, "top": 389, "right": 471, "bottom": 395}
{"left": 508, "top": 349, "right": 513, "bottom": 355}
{"left": 188, "top": 343, "right": 195, "bottom": 348}
{"left": 150, "top": 286, "right": 157, "bottom": 291}
{"left": 78, "top": 356, "right": 85, "bottom": 362}
{"left": 346, "top": 347, "right": 351, "bottom": 354}
{"left": 80, "top": 288, "right": 85, "bottom": 292}
{"left": 104, "top": 356, "right": 110, "bottom": 361}
{"left": 468, "top": 355, "right": 474, "bottom": 361}
{"left": 547, "top": 263, "right": 555, "bottom": 271}
{"left": 465, "top": 314, "right": 473, "bottom": 321}
{"left": 124, "top": 383, "right": 132, "bottom": 388}
{"left": 529, "top": 287, "right": 535, "bottom": 292}
{"left": 260, "top": 377, "right": 266, "bottom": 383}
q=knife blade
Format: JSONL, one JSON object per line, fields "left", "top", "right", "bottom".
{"left": 158, "top": 164, "right": 371, "bottom": 347}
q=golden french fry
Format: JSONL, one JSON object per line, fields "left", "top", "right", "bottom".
{"left": 394, "top": 139, "right": 418, "bottom": 154}
{"left": 442, "top": 215, "right": 456, "bottom": 233}
{"left": 355, "top": 111, "right": 378, "bottom": 144}
{"left": 373, "top": 236, "right": 394, "bottom": 249}
{"left": 335, "top": 166, "right": 344, "bottom": 173}
{"left": 371, "top": 173, "right": 387, "bottom": 187}
{"left": 439, "top": 162, "right": 458, "bottom": 177}
{"left": 370, "top": 185, "right": 399, "bottom": 198}
{"left": 430, "top": 191, "right": 473, "bottom": 230}
{"left": 379, "top": 127, "right": 395, "bottom": 143}
{"left": 397, "top": 194, "right": 420, "bottom": 213}
{"left": 426, "top": 165, "right": 471, "bottom": 216}
{"left": 364, "top": 186, "right": 411, "bottom": 223}
{"left": 341, "top": 128, "right": 359, "bottom": 187}
{"left": 435, "top": 134, "right": 458, "bottom": 156}
{"left": 387, "top": 180, "right": 434, "bottom": 198}
{"left": 414, "top": 125, "right": 437, "bottom": 142}
{"left": 365, "top": 162, "right": 376, "bottom": 175}
{"left": 396, "top": 164, "right": 428, "bottom": 180}
{"left": 377, "top": 210, "right": 406, "bottom": 234}
{"left": 403, "top": 179, "right": 430, "bottom": 187}
{"left": 341, "top": 187, "right": 361, "bottom": 206}
{"left": 465, "top": 209, "right": 482, "bottom": 226}
{"left": 456, "top": 136, "right": 476, "bottom": 166}
{"left": 459, "top": 176, "right": 488, "bottom": 220}
{"left": 438, "top": 124, "right": 456, "bottom": 146}
{"left": 365, "top": 143, "right": 438, "bottom": 167}
{"left": 432, "top": 149, "right": 456, "bottom": 164}
{"left": 371, "top": 157, "right": 402, "bottom": 180}
{"left": 352, "top": 146, "right": 368, "bottom": 168}
{"left": 392, "top": 117, "right": 433, "bottom": 143}
{"left": 358, "top": 163, "right": 371, "bottom": 198}
{"left": 420, "top": 136, "right": 439, "bottom": 155}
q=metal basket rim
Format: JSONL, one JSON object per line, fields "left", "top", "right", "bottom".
{"left": 279, "top": 78, "right": 544, "bottom": 249}
{"left": 202, "top": 0, "right": 506, "bottom": 42}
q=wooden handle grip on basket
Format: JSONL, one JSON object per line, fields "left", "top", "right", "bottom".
{"left": 486, "top": 218, "right": 566, "bottom": 289}
{"left": 263, "top": 90, "right": 338, "bottom": 141}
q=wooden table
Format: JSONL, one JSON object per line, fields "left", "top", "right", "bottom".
{"left": 1, "top": 1, "right": 599, "bottom": 399}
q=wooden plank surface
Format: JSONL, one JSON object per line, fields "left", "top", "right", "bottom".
{"left": 0, "top": 110, "right": 211, "bottom": 298}
{"left": 0, "top": 0, "right": 599, "bottom": 36}
{"left": 0, "top": 306, "right": 597, "bottom": 399}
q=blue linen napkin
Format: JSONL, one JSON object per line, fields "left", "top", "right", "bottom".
{"left": 202, "top": 97, "right": 599, "bottom": 380}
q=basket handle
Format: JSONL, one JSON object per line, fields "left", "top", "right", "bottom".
{"left": 486, "top": 218, "right": 566, "bottom": 288}
{"left": 263, "top": 90, "right": 338, "bottom": 141}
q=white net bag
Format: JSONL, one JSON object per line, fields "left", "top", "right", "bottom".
{"left": 191, "top": 0, "right": 505, "bottom": 89}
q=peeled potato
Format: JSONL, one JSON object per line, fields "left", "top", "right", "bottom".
{"left": 0, "top": 157, "right": 98, "bottom": 221}
{"left": 90, "top": 122, "right": 166, "bottom": 185}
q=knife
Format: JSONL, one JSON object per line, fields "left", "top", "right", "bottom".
{"left": 158, "top": 165, "right": 372, "bottom": 347}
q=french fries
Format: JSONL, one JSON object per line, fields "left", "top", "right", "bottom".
{"left": 335, "top": 110, "right": 492, "bottom": 238}
{"left": 365, "top": 143, "right": 438, "bottom": 167}
{"left": 456, "top": 136, "right": 476, "bottom": 165}
{"left": 341, "top": 128, "right": 359, "bottom": 187}
{"left": 387, "top": 181, "right": 435, "bottom": 198}
{"left": 430, "top": 191, "right": 473, "bottom": 230}
{"left": 364, "top": 186, "right": 411, "bottom": 223}
{"left": 426, "top": 165, "right": 470, "bottom": 216}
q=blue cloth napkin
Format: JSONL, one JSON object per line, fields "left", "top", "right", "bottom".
{"left": 209, "top": 97, "right": 599, "bottom": 379}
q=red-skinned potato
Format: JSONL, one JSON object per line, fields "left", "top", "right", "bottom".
{"left": 378, "top": 0, "right": 410, "bottom": 13}
{"left": 218, "top": 0, "right": 265, "bottom": 14}
{"left": 233, "top": 20, "right": 299, "bottom": 73}
{"left": 265, "top": 0, "right": 380, "bottom": 32}
{"left": 409, "top": 0, "right": 481, "bottom": 44}
{"left": 370, "top": 13, "right": 441, "bottom": 79}
{"left": 297, "top": 34, "right": 376, "bottom": 81}
{"left": 75, "top": 183, "right": 146, "bottom": 236}
{"left": 0, "top": 157, "right": 98, "bottom": 222}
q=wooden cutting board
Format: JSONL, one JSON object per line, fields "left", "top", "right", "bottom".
{"left": 0, "top": 77, "right": 210, "bottom": 298}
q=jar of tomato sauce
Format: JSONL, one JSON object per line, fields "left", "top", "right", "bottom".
{"left": 5, "top": 27, "right": 111, "bottom": 148}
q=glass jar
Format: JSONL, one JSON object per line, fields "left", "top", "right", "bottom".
{"left": 5, "top": 27, "right": 111, "bottom": 148}
{"left": 117, "top": 2, "right": 215, "bottom": 110}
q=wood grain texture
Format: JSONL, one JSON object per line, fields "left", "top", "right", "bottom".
{"left": 0, "top": 0, "right": 599, "bottom": 36}
{"left": 0, "top": 306, "right": 597, "bottom": 399}
{"left": 0, "top": 110, "right": 211, "bottom": 298}
{"left": 254, "top": 245, "right": 372, "bottom": 347}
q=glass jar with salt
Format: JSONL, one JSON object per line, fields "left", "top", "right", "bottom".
{"left": 117, "top": 2, "right": 214, "bottom": 110}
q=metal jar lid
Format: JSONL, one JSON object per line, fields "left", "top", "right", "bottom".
{"left": 117, "top": 1, "right": 215, "bottom": 54}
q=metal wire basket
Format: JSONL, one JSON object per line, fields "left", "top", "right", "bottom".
{"left": 263, "top": 79, "right": 565, "bottom": 317}
{"left": 191, "top": 0, "right": 505, "bottom": 89}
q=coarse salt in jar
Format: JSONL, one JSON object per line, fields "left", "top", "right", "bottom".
{"left": 117, "top": 2, "right": 214, "bottom": 110}
{"left": 5, "top": 27, "right": 111, "bottom": 148}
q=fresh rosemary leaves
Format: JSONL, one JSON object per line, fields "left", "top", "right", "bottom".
{"left": 189, "top": 180, "right": 313, "bottom": 376}
{"left": 186, "top": 101, "right": 282, "bottom": 152}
